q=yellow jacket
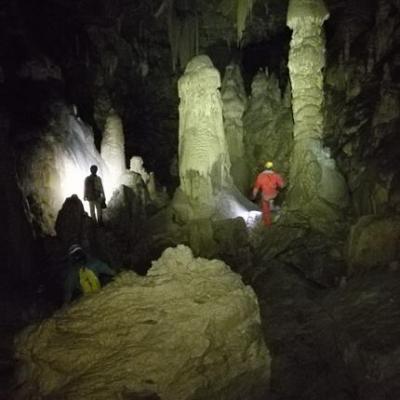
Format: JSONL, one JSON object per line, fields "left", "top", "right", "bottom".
{"left": 79, "top": 267, "right": 101, "bottom": 294}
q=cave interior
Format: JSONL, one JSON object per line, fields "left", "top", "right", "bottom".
{"left": 1, "top": 0, "right": 400, "bottom": 399}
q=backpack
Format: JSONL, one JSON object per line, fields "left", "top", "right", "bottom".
{"left": 79, "top": 267, "right": 101, "bottom": 294}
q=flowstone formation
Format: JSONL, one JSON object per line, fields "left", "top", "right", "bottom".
{"left": 101, "top": 109, "right": 126, "bottom": 183}
{"left": 177, "top": 55, "right": 232, "bottom": 219}
{"left": 286, "top": 0, "right": 348, "bottom": 230}
{"left": 19, "top": 104, "right": 109, "bottom": 234}
{"left": 243, "top": 69, "right": 293, "bottom": 185}
{"left": 221, "top": 63, "right": 248, "bottom": 193}
{"left": 14, "top": 246, "right": 270, "bottom": 400}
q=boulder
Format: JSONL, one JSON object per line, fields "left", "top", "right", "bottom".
{"left": 106, "top": 185, "right": 145, "bottom": 237}
{"left": 213, "top": 217, "right": 252, "bottom": 274}
{"left": 348, "top": 215, "right": 400, "bottom": 273}
{"left": 55, "top": 194, "right": 89, "bottom": 249}
{"left": 14, "top": 245, "right": 270, "bottom": 400}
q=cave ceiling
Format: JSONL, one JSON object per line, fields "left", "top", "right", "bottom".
{"left": 0, "top": 0, "right": 377, "bottom": 77}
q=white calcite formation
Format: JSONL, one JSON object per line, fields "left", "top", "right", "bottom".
{"left": 14, "top": 245, "right": 270, "bottom": 400}
{"left": 286, "top": 0, "right": 348, "bottom": 230}
{"left": 101, "top": 109, "right": 126, "bottom": 182}
{"left": 178, "top": 55, "right": 232, "bottom": 217}
{"left": 130, "top": 156, "right": 150, "bottom": 184}
{"left": 287, "top": 0, "right": 329, "bottom": 142}
{"left": 20, "top": 105, "right": 109, "bottom": 234}
{"left": 221, "top": 63, "right": 248, "bottom": 193}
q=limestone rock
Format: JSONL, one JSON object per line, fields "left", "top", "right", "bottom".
{"left": 19, "top": 104, "right": 111, "bottom": 234}
{"left": 252, "top": 258, "right": 400, "bottom": 400}
{"left": 243, "top": 69, "right": 293, "bottom": 185}
{"left": 348, "top": 215, "right": 400, "bottom": 273}
{"left": 120, "top": 170, "right": 149, "bottom": 207}
{"left": 286, "top": 0, "right": 348, "bottom": 230}
{"left": 389, "top": 172, "right": 400, "bottom": 213}
{"left": 177, "top": 55, "right": 231, "bottom": 216}
{"left": 101, "top": 109, "right": 126, "bottom": 182}
{"left": 213, "top": 217, "right": 252, "bottom": 274}
{"left": 323, "top": 1, "right": 400, "bottom": 219}
{"left": 105, "top": 184, "right": 145, "bottom": 252}
{"left": 187, "top": 218, "right": 218, "bottom": 258}
{"left": 221, "top": 63, "right": 248, "bottom": 192}
{"left": 54, "top": 194, "right": 90, "bottom": 249}
{"left": 320, "top": 269, "right": 400, "bottom": 399}
{"left": 130, "top": 156, "right": 150, "bottom": 185}
{"left": 14, "top": 245, "right": 270, "bottom": 400}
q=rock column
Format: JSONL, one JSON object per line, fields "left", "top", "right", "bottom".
{"left": 286, "top": 0, "right": 348, "bottom": 230}
{"left": 101, "top": 109, "right": 126, "bottom": 183}
{"left": 177, "top": 55, "right": 231, "bottom": 217}
{"left": 221, "top": 63, "right": 248, "bottom": 193}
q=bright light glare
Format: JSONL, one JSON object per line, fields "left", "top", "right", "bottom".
{"left": 61, "top": 158, "right": 86, "bottom": 205}
{"left": 230, "top": 201, "right": 262, "bottom": 227}
{"left": 57, "top": 115, "right": 121, "bottom": 213}
{"left": 60, "top": 158, "right": 118, "bottom": 213}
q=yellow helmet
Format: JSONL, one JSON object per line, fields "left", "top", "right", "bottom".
{"left": 265, "top": 161, "right": 274, "bottom": 169}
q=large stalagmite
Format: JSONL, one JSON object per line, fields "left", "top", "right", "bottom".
{"left": 177, "top": 55, "right": 232, "bottom": 218}
{"left": 14, "top": 245, "right": 270, "bottom": 400}
{"left": 101, "top": 109, "right": 126, "bottom": 182}
{"left": 286, "top": 0, "right": 348, "bottom": 230}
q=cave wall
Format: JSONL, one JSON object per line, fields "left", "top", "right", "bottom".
{"left": 0, "top": 110, "right": 36, "bottom": 282}
{"left": 324, "top": 0, "right": 400, "bottom": 217}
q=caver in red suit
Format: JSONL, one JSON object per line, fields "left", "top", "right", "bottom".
{"left": 252, "top": 164, "right": 285, "bottom": 225}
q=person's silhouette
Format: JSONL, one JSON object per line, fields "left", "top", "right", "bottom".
{"left": 84, "top": 165, "right": 105, "bottom": 225}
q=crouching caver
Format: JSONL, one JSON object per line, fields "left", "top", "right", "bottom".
{"left": 64, "top": 244, "right": 116, "bottom": 304}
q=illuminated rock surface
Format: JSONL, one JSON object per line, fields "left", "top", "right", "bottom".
{"left": 130, "top": 156, "right": 150, "bottom": 184}
{"left": 19, "top": 104, "right": 109, "bottom": 234}
{"left": 286, "top": 0, "right": 348, "bottom": 230}
{"left": 177, "top": 55, "right": 231, "bottom": 217}
{"left": 101, "top": 109, "right": 126, "bottom": 182}
{"left": 175, "top": 56, "right": 258, "bottom": 221}
{"left": 14, "top": 245, "right": 270, "bottom": 400}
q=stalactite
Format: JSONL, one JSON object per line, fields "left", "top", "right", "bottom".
{"left": 218, "top": 0, "right": 254, "bottom": 45}
{"left": 158, "top": 0, "right": 198, "bottom": 71}
{"left": 236, "top": 0, "right": 254, "bottom": 45}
